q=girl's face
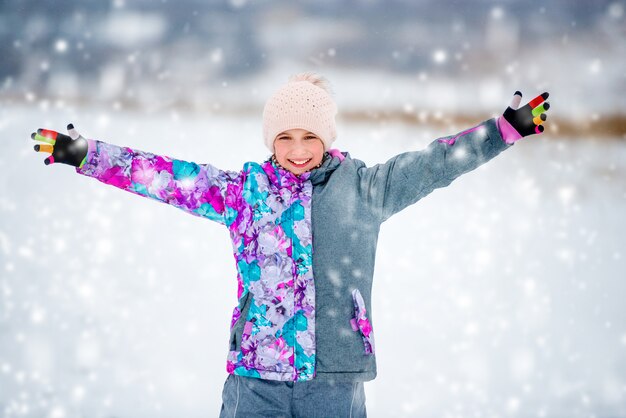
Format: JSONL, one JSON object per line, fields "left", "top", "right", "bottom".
{"left": 273, "top": 129, "right": 325, "bottom": 175}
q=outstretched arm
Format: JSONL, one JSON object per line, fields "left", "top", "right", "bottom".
{"left": 359, "top": 91, "right": 551, "bottom": 222}
{"left": 31, "top": 124, "right": 241, "bottom": 226}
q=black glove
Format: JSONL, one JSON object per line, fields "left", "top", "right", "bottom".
{"left": 31, "top": 123, "right": 89, "bottom": 167}
{"left": 502, "top": 91, "right": 550, "bottom": 138}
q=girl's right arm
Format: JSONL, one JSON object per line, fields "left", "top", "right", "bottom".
{"left": 32, "top": 124, "right": 241, "bottom": 226}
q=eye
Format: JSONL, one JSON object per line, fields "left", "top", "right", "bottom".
{"left": 304, "top": 135, "right": 317, "bottom": 140}
{"left": 278, "top": 136, "right": 291, "bottom": 140}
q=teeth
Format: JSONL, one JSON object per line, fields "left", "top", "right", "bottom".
{"left": 290, "top": 159, "right": 310, "bottom": 165}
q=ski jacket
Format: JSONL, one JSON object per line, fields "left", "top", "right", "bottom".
{"left": 75, "top": 118, "right": 512, "bottom": 383}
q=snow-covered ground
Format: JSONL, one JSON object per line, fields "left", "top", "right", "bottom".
{"left": 1, "top": 104, "right": 625, "bottom": 417}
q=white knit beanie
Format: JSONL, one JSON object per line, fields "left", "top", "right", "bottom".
{"left": 262, "top": 72, "right": 338, "bottom": 152}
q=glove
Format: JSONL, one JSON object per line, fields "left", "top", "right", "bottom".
{"left": 31, "top": 123, "right": 89, "bottom": 167}
{"left": 498, "top": 91, "right": 550, "bottom": 144}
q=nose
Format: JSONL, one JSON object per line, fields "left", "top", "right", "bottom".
{"left": 290, "top": 141, "right": 309, "bottom": 154}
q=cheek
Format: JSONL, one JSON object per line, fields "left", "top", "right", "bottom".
{"left": 310, "top": 143, "right": 324, "bottom": 161}
{"left": 273, "top": 144, "right": 292, "bottom": 165}
{"left": 273, "top": 142, "right": 287, "bottom": 157}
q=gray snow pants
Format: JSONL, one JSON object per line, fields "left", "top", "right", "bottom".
{"left": 219, "top": 374, "right": 367, "bottom": 418}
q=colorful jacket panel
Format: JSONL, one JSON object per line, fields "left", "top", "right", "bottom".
{"left": 76, "top": 141, "right": 318, "bottom": 381}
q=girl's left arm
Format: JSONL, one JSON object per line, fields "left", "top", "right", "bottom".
{"left": 358, "top": 91, "right": 550, "bottom": 222}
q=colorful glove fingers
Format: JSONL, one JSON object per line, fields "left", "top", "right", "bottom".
{"left": 498, "top": 91, "right": 550, "bottom": 144}
{"left": 31, "top": 123, "right": 88, "bottom": 168}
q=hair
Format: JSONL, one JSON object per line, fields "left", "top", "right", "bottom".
{"left": 288, "top": 71, "right": 334, "bottom": 96}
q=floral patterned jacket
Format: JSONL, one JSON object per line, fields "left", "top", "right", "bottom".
{"left": 75, "top": 118, "right": 512, "bottom": 383}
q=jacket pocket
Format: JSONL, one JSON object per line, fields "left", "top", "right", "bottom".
{"left": 349, "top": 289, "right": 376, "bottom": 355}
{"left": 229, "top": 291, "right": 252, "bottom": 351}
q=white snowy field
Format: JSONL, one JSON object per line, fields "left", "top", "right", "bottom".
{"left": 1, "top": 103, "right": 625, "bottom": 418}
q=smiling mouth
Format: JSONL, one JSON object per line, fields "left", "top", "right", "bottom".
{"left": 287, "top": 158, "right": 312, "bottom": 168}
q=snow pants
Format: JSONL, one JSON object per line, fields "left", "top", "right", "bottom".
{"left": 219, "top": 374, "right": 367, "bottom": 418}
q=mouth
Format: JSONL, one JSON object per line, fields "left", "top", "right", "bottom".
{"left": 287, "top": 158, "right": 312, "bottom": 168}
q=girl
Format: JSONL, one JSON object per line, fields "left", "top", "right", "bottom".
{"left": 31, "top": 72, "right": 550, "bottom": 417}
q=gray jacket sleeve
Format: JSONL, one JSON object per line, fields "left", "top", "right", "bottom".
{"left": 358, "top": 118, "right": 513, "bottom": 222}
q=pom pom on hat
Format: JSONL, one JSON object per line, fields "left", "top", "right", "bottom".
{"left": 288, "top": 71, "right": 334, "bottom": 94}
{"left": 263, "top": 72, "right": 338, "bottom": 152}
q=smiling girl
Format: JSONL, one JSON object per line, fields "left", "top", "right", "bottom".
{"left": 31, "top": 72, "right": 549, "bottom": 417}
{"left": 273, "top": 129, "right": 325, "bottom": 174}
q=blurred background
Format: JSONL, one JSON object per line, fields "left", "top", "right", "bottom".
{"left": 1, "top": 0, "right": 625, "bottom": 417}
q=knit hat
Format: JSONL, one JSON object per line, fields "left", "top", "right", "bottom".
{"left": 262, "top": 72, "right": 338, "bottom": 152}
